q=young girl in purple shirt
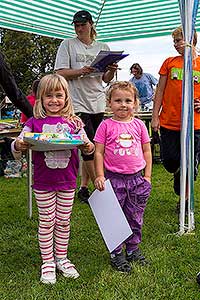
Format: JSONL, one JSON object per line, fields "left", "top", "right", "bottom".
{"left": 94, "top": 81, "right": 152, "bottom": 273}
{"left": 12, "top": 74, "right": 94, "bottom": 284}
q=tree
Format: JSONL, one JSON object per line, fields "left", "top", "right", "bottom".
{"left": 0, "top": 29, "right": 61, "bottom": 94}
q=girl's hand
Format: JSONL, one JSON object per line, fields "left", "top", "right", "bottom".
{"left": 94, "top": 176, "right": 106, "bottom": 191}
{"left": 144, "top": 176, "right": 151, "bottom": 183}
{"left": 15, "top": 138, "right": 30, "bottom": 152}
{"left": 79, "top": 141, "right": 94, "bottom": 155}
{"left": 69, "top": 115, "right": 84, "bottom": 132}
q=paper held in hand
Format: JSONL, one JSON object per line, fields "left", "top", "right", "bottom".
{"left": 90, "top": 50, "right": 129, "bottom": 73}
{"left": 88, "top": 179, "right": 132, "bottom": 253}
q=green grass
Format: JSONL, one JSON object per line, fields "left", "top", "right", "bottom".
{"left": 0, "top": 164, "right": 200, "bottom": 299}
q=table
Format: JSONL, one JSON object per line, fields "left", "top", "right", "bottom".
{"left": 0, "top": 127, "right": 21, "bottom": 138}
{"left": 137, "top": 111, "right": 152, "bottom": 134}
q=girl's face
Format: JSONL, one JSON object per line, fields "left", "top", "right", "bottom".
{"left": 42, "top": 88, "right": 66, "bottom": 116}
{"left": 109, "top": 89, "right": 136, "bottom": 121}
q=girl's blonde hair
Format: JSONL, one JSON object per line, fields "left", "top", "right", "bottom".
{"left": 33, "top": 73, "right": 74, "bottom": 119}
{"left": 106, "top": 81, "right": 139, "bottom": 111}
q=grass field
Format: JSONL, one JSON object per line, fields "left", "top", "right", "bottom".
{"left": 0, "top": 163, "right": 200, "bottom": 300}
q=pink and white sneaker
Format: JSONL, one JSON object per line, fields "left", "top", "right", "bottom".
{"left": 56, "top": 258, "right": 80, "bottom": 279}
{"left": 40, "top": 262, "right": 56, "bottom": 284}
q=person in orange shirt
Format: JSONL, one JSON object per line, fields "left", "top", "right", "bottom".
{"left": 151, "top": 26, "right": 200, "bottom": 204}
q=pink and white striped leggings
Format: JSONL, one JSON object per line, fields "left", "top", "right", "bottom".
{"left": 34, "top": 189, "right": 75, "bottom": 263}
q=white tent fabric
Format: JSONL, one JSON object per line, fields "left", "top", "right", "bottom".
{"left": 0, "top": 0, "right": 200, "bottom": 42}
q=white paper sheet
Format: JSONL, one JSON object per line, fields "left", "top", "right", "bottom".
{"left": 88, "top": 180, "right": 132, "bottom": 252}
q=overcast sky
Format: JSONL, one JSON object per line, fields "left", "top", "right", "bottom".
{"left": 108, "top": 35, "right": 178, "bottom": 81}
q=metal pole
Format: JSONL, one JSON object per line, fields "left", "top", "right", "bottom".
{"left": 27, "top": 148, "right": 32, "bottom": 218}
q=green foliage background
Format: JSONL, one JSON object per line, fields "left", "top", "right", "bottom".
{"left": 0, "top": 29, "right": 61, "bottom": 94}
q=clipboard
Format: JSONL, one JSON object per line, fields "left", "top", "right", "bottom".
{"left": 90, "top": 50, "right": 129, "bottom": 73}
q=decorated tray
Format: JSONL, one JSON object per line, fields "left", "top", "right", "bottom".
{"left": 24, "top": 132, "right": 84, "bottom": 151}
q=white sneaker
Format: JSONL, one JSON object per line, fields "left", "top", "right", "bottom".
{"left": 56, "top": 258, "right": 80, "bottom": 279}
{"left": 40, "top": 262, "right": 56, "bottom": 284}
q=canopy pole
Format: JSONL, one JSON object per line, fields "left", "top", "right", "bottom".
{"left": 177, "top": 0, "right": 199, "bottom": 235}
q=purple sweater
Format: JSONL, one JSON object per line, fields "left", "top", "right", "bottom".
{"left": 25, "top": 116, "right": 80, "bottom": 191}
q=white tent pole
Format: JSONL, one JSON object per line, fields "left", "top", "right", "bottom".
{"left": 178, "top": 0, "right": 198, "bottom": 234}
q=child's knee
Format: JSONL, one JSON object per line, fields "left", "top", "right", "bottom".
{"left": 56, "top": 219, "right": 70, "bottom": 229}
{"left": 40, "top": 218, "right": 55, "bottom": 229}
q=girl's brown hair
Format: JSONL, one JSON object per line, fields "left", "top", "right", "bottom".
{"left": 33, "top": 73, "right": 74, "bottom": 119}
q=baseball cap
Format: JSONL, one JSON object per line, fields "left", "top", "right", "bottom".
{"left": 72, "top": 10, "right": 93, "bottom": 24}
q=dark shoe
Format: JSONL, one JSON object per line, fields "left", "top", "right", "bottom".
{"left": 110, "top": 252, "right": 131, "bottom": 273}
{"left": 77, "top": 187, "right": 90, "bottom": 203}
{"left": 126, "top": 249, "right": 149, "bottom": 265}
